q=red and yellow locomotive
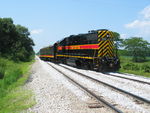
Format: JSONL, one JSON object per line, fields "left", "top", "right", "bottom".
{"left": 39, "top": 29, "right": 120, "bottom": 71}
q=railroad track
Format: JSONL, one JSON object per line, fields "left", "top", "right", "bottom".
{"left": 56, "top": 63, "right": 150, "bottom": 105}
{"left": 47, "top": 62, "right": 123, "bottom": 113}
{"left": 60, "top": 64, "right": 150, "bottom": 86}
{"left": 102, "top": 72, "right": 150, "bottom": 85}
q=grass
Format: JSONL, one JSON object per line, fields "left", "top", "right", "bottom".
{"left": 0, "top": 57, "right": 36, "bottom": 113}
{"left": 119, "top": 56, "right": 150, "bottom": 78}
{"left": 0, "top": 88, "right": 35, "bottom": 113}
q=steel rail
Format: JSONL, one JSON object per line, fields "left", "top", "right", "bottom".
{"left": 48, "top": 63, "right": 123, "bottom": 113}
{"left": 58, "top": 64, "right": 150, "bottom": 104}
{"left": 103, "top": 72, "right": 150, "bottom": 85}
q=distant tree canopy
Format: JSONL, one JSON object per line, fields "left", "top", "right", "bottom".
{"left": 122, "top": 37, "right": 150, "bottom": 62}
{"left": 112, "top": 32, "right": 150, "bottom": 62}
{"left": 113, "top": 32, "right": 123, "bottom": 48}
{"left": 0, "top": 18, "right": 34, "bottom": 61}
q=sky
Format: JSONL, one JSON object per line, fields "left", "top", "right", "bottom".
{"left": 0, "top": 0, "right": 150, "bottom": 52}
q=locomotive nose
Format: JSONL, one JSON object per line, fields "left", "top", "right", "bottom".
{"left": 97, "top": 30, "right": 114, "bottom": 58}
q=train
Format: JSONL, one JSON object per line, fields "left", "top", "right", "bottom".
{"left": 39, "top": 29, "right": 120, "bottom": 71}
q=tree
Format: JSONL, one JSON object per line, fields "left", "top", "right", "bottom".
{"left": 0, "top": 18, "right": 34, "bottom": 61}
{"left": 14, "top": 25, "right": 35, "bottom": 61}
{"left": 123, "top": 37, "right": 150, "bottom": 62}
{"left": 0, "top": 18, "right": 17, "bottom": 56}
{"left": 113, "top": 32, "right": 123, "bottom": 49}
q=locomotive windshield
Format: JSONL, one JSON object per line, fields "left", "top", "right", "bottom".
{"left": 85, "top": 33, "right": 98, "bottom": 44}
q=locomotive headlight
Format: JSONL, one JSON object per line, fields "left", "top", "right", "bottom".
{"left": 106, "top": 34, "right": 110, "bottom": 38}
{"left": 110, "top": 63, "right": 113, "bottom": 67}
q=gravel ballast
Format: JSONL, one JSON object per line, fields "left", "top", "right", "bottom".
{"left": 60, "top": 64, "right": 150, "bottom": 100}
{"left": 50, "top": 63, "right": 150, "bottom": 113}
{"left": 26, "top": 57, "right": 113, "bottom": 113}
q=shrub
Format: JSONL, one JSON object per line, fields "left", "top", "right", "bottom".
{"left": 123, "top": 63, "right": 140, "bottom": 71}
{"left": 123, "top": 63, "right": 132, "bottom": 70}
{"left": 131, "top": 64, "right": 140, "bottom": 71}
{"left": 141, "top": 64, "right": 150, "bottom": 73}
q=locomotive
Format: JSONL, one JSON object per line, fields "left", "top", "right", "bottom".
{"left": 39, "top": 29, "right": 120, "bottom": 71}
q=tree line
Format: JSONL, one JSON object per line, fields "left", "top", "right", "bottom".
{"left": 114, "top": 32, "right": 150, "bottom": 62}
{"left": 0, "top": 18, "right": 34, "bottom": 61}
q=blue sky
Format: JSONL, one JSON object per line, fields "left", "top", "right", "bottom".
{"left": 0, "top": 0, "right": 150, "bottom": 52}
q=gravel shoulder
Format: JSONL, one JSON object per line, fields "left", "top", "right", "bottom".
{"left": 26, "top": 57, "right": 113, "bottom": 113}
{"left": 50, "top": 62, "right": 150, "bottom": 113}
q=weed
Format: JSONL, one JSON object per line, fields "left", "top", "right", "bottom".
{"left": 0, "top": 57, "right": 35, "bottom": 112}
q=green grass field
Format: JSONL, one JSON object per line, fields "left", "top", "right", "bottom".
{"left": 0, "top": 57, "right": 35, "bottom": 113}
{"left": 119, "top": 56, "right": 150, "bottom": 78}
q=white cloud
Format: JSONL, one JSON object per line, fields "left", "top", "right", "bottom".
{"left": 125, "top": 20, "right": 150, "bottom": 28}
{"left": 140, "top": 5, "right": 150, "bottom": 19}
{"left": 31, "top": 29, "right": 43, "bottom": 34}
{"left": 125, "top": 5, "right": 150, "bottom": 40}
